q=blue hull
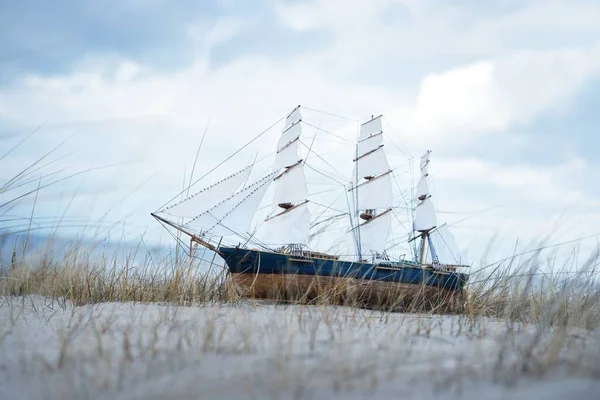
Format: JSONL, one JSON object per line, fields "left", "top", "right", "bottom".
{"left": 219, "top": 246, "right": 468, "bottom": 291}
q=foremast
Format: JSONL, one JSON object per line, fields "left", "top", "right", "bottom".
{"left": 151, "top": 106, "right": 314, "bottom": 256}
{"left": 262, "top": 106, "right": 311, "bottom": 250}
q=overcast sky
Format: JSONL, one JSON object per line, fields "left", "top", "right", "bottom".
{"left": 2, "top": 0, "right": 599, "bottom": 264}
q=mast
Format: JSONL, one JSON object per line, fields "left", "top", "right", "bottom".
{"left": 410, "top": 151, "right": 469, "bottom": 268}
{"left": 262, "top": 106, "right": 311, "bottom": 247}
{"left": 413, "top": 150, "right": 437, "bottom": 265}
{"left": 353, "top": 127, "right": 362, "bottom": 260}
{"left": 348, "top": 114, "right": 393, "bottom": 260}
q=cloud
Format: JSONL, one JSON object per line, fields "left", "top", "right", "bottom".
{"left": 432, "top": 156, "right": 588, "bottom": 205}
{"left": 382, "top": 44, "right": 600, "bottom": 148}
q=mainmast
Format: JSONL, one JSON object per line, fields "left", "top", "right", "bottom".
{"left": 348, "top": 115, "right": 393, "bottom": 260}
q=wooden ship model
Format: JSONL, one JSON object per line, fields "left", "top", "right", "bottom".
{"left": 152, "top": 106, "right": 470, "bottom": 311}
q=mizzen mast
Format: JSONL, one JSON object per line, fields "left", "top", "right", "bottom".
{"left": 413, "top": 150, "right": 438, "bottom": 265}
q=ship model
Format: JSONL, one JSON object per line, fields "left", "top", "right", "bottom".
{"left": 152, "top": 106, "right": 470, "bottom": 311}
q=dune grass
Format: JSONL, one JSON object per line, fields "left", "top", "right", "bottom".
{"left": 3, "top": 234, "right": 599, "bottom": 328}
{"left": 1, "top": 241, "right": 599, "bottom": 399}
{"left": 2, "top": 130, "right": 600, "bottom": 398}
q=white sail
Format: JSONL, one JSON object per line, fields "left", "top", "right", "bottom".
{"left": 262, "top": 202, "right": 310, "bottom": 245}
{"left": 425, "top": 224, "right": 465, "bottom": 265}
{"left": 185, "top": 171, "right": 277, "bottom": 236}
{"left": 412, "top": 150, "right": 468, "bottom": 267}
{"left": 266, "top": 106, "right": 310, "bottom": 246}
{"left": 359, "top": 115, "right": 382, "bottom": 140}
{"left": 273, "top": 162, "right": 307, "bottom": 204}
{"left": 284, "top": 107, "right": 301, "bottom": 129}
{"left": 348, "top": 114, "right": 395, "bottom": 258}
{"left": 162, "top": 165, "right": 253, "bottom": 218}
{"left": 350, "top": 172, "right": 393, "bottom": 210}
{"left": 420, "top": 151, "right": 430, "bottom": 173}
{"left": 413, "top": 150, "right": 437, "bottom": 233}
{"left": 357, "top": 132, "right": 383, "bottom": 158}
{"left": 414, "top": 196, "right": 437, "bottom": 232}
{"left": 415, "top": 177, "right": 429, "bottom": 200}
{"left": 353, "top": 147, "right": 390, "bottom": 180}
{"left": 353, "top": 210, "right": 392, "bottom": 256}
{"left": 275, "top": 140, "right": 300, "bottom": 169}
{"left": 278, "top": 122, "right": 301, "bottom": 152}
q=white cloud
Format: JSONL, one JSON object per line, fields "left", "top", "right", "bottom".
{"left": 382, "top": 44, "right": 600, "bottom": 148}
{"left": 187, "top": 17, "right": 244, "bottom": 49}
{"left": 432, "top": 156, "right": 588, "bottom": 205}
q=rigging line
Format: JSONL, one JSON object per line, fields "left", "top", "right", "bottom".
{"left": 183, "top": 174, "right": 275, "bottom": 227}
{"left": 246, "top": 235, "right": 274, "bottom": 252}
{"left": 391, "top": 204, "right": 413, "bottom": 211}
{"left": 154, "top": 216, "right": 192, "bottom": 251}
{"left": 381, "top": 115, "right": 413, "bottom": 159}
{"left": 437, "top": 206, "right": 504, "bottom": 215}
{"left": 304, "top": 146, "right": 352, "bottom": 160}
{"left": 253, "top": 186, "right": 339, "bottom": 215}
{"left": 390, "top": 209, "right": 412, "bottom": 240}
{"left": 155, "top": 113, "right": 286, "bottom": 212}
{"left": 301, "top": 121, "right": 352, "bottom": 144}
{"left": 310, "top": 212, "right": 348, "bottom": 229}
{"left": 302, "top": 122, "right": 319, "bottom": 168}
{"left": 441, "top": 206, "right": 502, "bottom": 231}
{"left": 390, "top": 166, "right": 411, "bottom": 206}
{"left": 306, "top": 181, "right": 343, "bottom": 186}
{"left": 304, "top": 163, "right": 347, "bottom": 187}
{"left": 299, "top": 141, "right": 348, "bottom": 183}
{"left": 162, "top": 227, "right": 227, "bottom": 268}
{"left": 241, "top": 222, "right": 267, "bottom": 250}
{"left": 246, "top": 225, "right": 275, "bottom": 252}
{"left": 301, "top": 106, "right": 358, "bottom": 122}
{"left": 242, "top": 152, "right": 259, "bottom": 189}
{"left": 308, "top": 191, "right": 347, "bottom": 229}
{"left": 395, "top": 182, "right": 414, "bottom": 201}
{"left": 309, "top": 187, "right": 343, "bottom": 197}
{"left": 161, "top": 143, "right": 276, "bottom": 211}
{"left": 353, "top": 124, "right": 362, "bottom": 260}
{"left": 309, "top": 199, "right": 348, "bottom": 215}
{"left": 435, "top": 227, "right": 461, "bottom": 264}
{"left": 306, "top": 136, "right": 353, "bottom": 146}
{"left": 242, "top": 218, "right": 275, "bottom": 251}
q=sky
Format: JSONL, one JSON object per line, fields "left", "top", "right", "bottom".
{"left": 1, "top": 0, "right": 600, "bottom": 267}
